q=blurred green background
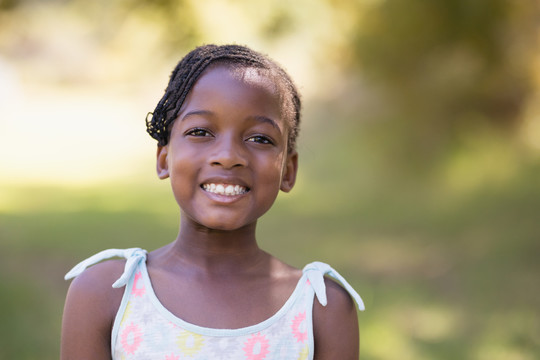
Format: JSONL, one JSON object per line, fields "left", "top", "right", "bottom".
{"left": 1, "top": 0, "right": 539, "bottom": 359}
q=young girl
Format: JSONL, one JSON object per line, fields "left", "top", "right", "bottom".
{"left": 61, "top": 44, "right": 364, "bottom": 360}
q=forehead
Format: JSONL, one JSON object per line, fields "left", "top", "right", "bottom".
{"left": 181, "top": 64, "right": 283, "bottom": 116}
{"left": 201, "top": 63, "right": 280, "bottom": 96}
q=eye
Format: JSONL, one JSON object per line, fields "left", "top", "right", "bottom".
{"left": 246, "top": 135, "right": 274, "bottom": 145}
{"left": 186, "top": 128, "right": 212, "bottom": 137}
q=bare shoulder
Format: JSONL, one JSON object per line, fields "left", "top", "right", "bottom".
{"left": 267, "top": 254, "right": 303, "bottom": 288}
{"left": 313, "top": 277, "right": 359, "bottom": 360}
{"left": 67, "top": 259, "right": 127, "bottom": 315}
{"left": 321, "top": 276, "right": 356, "bottom": 311}
{"left": 269, "top": 255, "right": 302, "bottom": 277}
{"left": 61, "top": 259, "right": 126, "bottom": 360}
{"left": 69, "top": 258, "right": 125, "bottom": 289}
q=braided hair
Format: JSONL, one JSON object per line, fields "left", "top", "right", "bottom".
{"left": 146, "top": 44, "right": 301, "bottom": 153}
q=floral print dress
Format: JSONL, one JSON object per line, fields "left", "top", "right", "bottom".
{"left": 65, "top": 248, "right": 364, "bottom": 360}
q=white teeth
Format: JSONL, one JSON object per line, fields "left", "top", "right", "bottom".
{"left": 203, "top": 183, "right": 248, "bottom": 196}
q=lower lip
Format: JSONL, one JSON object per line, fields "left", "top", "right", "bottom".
{"left": 201, "top": 188, "right": 248, "bottom": 203}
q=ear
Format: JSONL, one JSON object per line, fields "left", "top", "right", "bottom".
{"left": 156, "top": 145, "right": 170, "bottom": 179}
{"left": 280, "top": 151, "right": 298, "bottom": 193}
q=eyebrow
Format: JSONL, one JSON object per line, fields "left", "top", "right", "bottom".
{"left": 253, "top": 115, "right": 282, "bottom": 134}
{"left": 181, "top": 110, "right": 214, "bottom": 121}
{"left": 181, "top": 111, "right": 282, "bottom": 134}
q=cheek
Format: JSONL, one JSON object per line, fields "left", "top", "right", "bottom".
{"left": 167, "top": 150, "right": 200, "bottom": 195}
{"left": 168, "top": 142, "right": 201, "bottom": 172}
{"left": 257, "top": 154, "right": 286, "bottom": 188}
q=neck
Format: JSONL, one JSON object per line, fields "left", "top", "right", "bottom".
{"left": 166, "top": 216, "right": 267, "bottom": 275}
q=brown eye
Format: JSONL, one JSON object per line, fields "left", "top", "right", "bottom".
{"left": 186, "top": 128, "right": 212, "bottom": 137}
{"left": 247, "top": 135, "right": 274, "bottom": 145}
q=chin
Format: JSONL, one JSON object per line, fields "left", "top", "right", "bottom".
{"left": 195, "top": 217, "right": 255, "bottom": 232}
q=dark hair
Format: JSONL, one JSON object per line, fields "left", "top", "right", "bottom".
{"left": 146, "top": 44, "right": 301, "bottom": 152}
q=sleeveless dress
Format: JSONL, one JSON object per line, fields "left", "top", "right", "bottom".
{"left": 65, "top": 248, "right": 365, "bottom": 360}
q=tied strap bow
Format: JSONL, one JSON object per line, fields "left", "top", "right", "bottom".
{"left": 64, "top": 248, "right": 147, "bottom": 288}
{"left": 303, "top": 261, "right": 365, "bottom": 311}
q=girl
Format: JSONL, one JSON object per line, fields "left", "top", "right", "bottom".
{"left": 61, "top": 44, "right": 364, "bottom": 360}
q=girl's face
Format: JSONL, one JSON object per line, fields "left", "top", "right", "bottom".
{"left": 156, "top": 65, "right": 298, "bottom": 231}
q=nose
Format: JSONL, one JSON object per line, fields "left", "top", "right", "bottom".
{"left": 208, "top": 134, "right": 248, "bottom": 169}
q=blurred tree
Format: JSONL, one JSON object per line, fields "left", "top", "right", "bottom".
{"left": 0, "top": 0, "right": 19, "bottom": 11}
{"left": 72, "top": 0, "right": 200, "bottom": 53}
{"left": 347, "top": 0, "right": 539, "bottom": 171}
{"left": 0, "top": 0, "right": 201, "bottom": 54}
{"left": 114, "top": 0, "right": 200, "bottom": 51}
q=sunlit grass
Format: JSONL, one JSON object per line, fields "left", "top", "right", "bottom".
{"left": 1, "top": 156, "right": 539, "bottom": 359}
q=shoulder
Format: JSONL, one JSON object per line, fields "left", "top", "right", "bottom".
{"left": 67, "top": 259, "right": 126, "bottom": 304}
{"left": 267, "top": 255, "right": 303, "bottom": 291}
{"left": 64, "top": 258, "right": 127, "bottom": 323}
{"left": 312, "top": 277, "right": 359, "bottom": 360}
{"left": 319, "top": 276, "right": 356, "bottom": 309}
{"left": 313, "top": 277, "right": 357, "bottom": 321}
{"left": 61, "top": 259, "right": 127, "bottom": 359}
{"left": 269, "top": 255, "right": 302, "bottom": 278}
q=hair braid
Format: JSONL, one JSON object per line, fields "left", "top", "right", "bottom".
{"left": 146, "top": 44, "right": 301, "bottom": 152}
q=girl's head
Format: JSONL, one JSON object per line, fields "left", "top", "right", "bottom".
{"left": 146, "top": 44, "right": 301, "bottom": 153}
{"left": 150, "top": 45, "right": 300, "bottom": 230}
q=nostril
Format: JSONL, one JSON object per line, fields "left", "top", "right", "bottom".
{"left": 209, "top": 152, "right": 248, "bottom": 168}
{"left": 208, "top": 138, "right": 248, "bottom": 168}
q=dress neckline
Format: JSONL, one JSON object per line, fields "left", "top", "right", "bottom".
{"left": 138, "top": 260, "right": 310, "bottom": 337}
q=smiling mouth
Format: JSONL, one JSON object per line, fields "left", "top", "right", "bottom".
{"left": 201, "top": 183, "right": 249, "bottom": 196}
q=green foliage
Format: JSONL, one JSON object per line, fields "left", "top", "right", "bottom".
{"left": 349, "top": 0, "right": 538, "bottom": 168}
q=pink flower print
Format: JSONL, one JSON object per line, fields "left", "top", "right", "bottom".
{"left": 243, "top": 332, "right": 270, "bottom": 360}
{"left": 165, "top": 353, "right": 180, "bottom": 360}
{"left": 132, "top": 272, "right": 146, "bottom": 297}
{"left": 291, "top": 311, "right": 307, "bottom": 343}
{"left": 120, "top": 322, "right": 143, "bottom": 355}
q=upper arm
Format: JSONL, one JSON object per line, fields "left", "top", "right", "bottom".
{"left": 313, "top": 277, "right": 360, "bottom": 360}
{"left": 60, "top": 260, "right": 125, "bottom": 360}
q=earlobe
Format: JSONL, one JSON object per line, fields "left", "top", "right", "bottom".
{"left": 156, "top": 146, "right": 170, "bottom": 179}
{"left": 280, "top": 151, "right": 298, "bottom": 193}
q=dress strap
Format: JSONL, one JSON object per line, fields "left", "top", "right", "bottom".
{"left": 64, "top": 248, "right": 147, "bottom": 288}
{"left": 303, "top": 261, "right": 365, "bottom": 311}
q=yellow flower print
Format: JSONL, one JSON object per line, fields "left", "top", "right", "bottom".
{"left": 298, "top": 344, "right": 309, "bottom": 360}
{"left": 176, "top": 330, "right": 205, "bottom": 356}
{"left": 120, "top": 301, "right": 132, "bottom": 326}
